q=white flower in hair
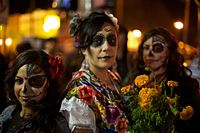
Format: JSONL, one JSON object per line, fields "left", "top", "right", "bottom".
{"left": 69, "top": 14, "right": 82, "bottom": 36}
{"left": 105, "top": 12, "right": 119, "bottom": 30}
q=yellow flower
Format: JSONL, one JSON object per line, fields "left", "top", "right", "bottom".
{"left": 121, "top": 85, "right": 131, "bottom": 94}
{"left": 155, "top": 85, "right": 162, "bottom": 94}
{"left": 167, "top": 81, "right": 179, "bottom": 88}
{"left": 139, "top": 88, "right": 159, "bottom": 98}
{"left": 166, "top": 96, "right": 175, "bottom": 105}
{"left": 70, "top": 88, "right": 76, "bottom": 94}
{"left": 97, "top": 104, "right": 105, "bottom": 119}
{"left": 139, "top": 100, "right": 151, "bottom": 111}
{"left": 134, "top": 74, "right": 149, "bottom": 88}
{"left": 151, "top": 88, "right": 160, "bottom": 96}
{"left": 139, "top": 88, "right": 149, "bottom": 96}
{"left": 139, "top": 88, "right": 159, "bottom": 111}
{"left": 180, "top": 106, "right": 194, "bottom": 120}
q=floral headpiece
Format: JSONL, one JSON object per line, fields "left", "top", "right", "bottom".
{"left": 105, "top": 12, "right": 119, "bottom": 30}
{"left": 48, "top": 56, "right": 64, "bottom": 80}
{"left": 69, "top": 14, "right": 82, "bottom": 37}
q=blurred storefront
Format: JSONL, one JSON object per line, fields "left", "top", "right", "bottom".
{"left": 1, "top": 8, "right": 70, "bottom": 55}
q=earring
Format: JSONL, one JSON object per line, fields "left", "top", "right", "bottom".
{"left": 83, "top": 59, "right": 90, "bottom": 69}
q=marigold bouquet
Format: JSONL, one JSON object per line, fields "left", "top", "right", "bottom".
{"left": 122, "top": 73, "right": 194, "bottom": 133}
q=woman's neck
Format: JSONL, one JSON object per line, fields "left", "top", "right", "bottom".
{"left": 90, "top": 66, "right": 110, "bottom": 84}
{"left": 150, "top": 66, "right": 166, "bottom": 78}
{"left": 20, "top": 106, "right": 36, "bottom": 119}
{"left": 146, "top": 67, "right": 167, "bottom": 87}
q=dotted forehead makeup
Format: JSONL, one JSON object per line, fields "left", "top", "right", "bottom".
{"left": 104, "top": 27, "right": 113, "bottom": 32}
{"left": 152, "top": 35, "right": 166, "bottom": 45}
{"left": 27, "top": 64, "right": 44, "bottom": 77}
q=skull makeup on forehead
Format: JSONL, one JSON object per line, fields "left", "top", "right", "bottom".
{"left": 143, "top": 35, "right": 166, "bottom": 55}
{"left": 142, "top": 35, "right": 169, "bottom": 71}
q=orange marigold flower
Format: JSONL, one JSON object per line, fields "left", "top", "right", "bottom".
{"left": 166, "top": 96, "right": 175, "bottom": 105}
{"left": 139, "top": 88, "right": 159, "bottom": 98}
{"left": 139, "top": 100, "right": 151, "bottom": 111}
{"left": 155, "top": 85, "right": 162, "bottom": 94}
{"left": 167, "top": 81, "right": 179, "bottom": 88}
{"left": 139, "top": 88, "right": 155, "bottom": 111}
{"left": 121, "top": 85, "right": 131, "bottom": 94}
{"left": 150, "top": 88, "right": 160, "bottom": 96}
{"left": 180, "top": 106, "right": 194, "bottom": 120}
{"left": 139, "top": 88, "right": 149, "bottom": 96}
{"left": 134, "top": 74, "right": 149, "bottom": 88}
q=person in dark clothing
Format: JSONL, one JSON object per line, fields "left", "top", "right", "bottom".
{"left": 0, "top": 50, "right": 70, "bottom": 133}
{"left": 16, "top": 41, "right": 32, "bottom": 55}
{"left": 0, "top": 53, "right": 8, "bottom": 113}
{"left": 129, "top": 27, "right": 200, "bottom": 133}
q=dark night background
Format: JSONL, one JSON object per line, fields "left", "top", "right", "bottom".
{"left": 8, "top": 0, "right": 199, "bottom": 46}
{"left": 9, "top": 0, "right": 53, "bottom": 14}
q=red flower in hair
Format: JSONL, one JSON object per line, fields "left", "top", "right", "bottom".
{"left": 48, "top": 56, "right": 64, "bottom": 80}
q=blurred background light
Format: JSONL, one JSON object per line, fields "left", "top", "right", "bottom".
{"left": 127, "top": 30, "right": 142, "bottom": 52}
{"left": 42, "top": 15, "right": 60, "bottom": 32}
{"left": 5, "top": 38, "right": 12, "bottom": 46}
{"left": 173, "top": 21, "right": 184, "bottom": 29}
{"left": 0, "top": 39, "right": 3, "bottom": 46}
{"left": 132, "top": 29, "right": 142, "bottom": 38}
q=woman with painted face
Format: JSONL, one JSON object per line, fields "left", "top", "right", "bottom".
{"left": 0, "top": 50, "right": 70, "bottom": 133}
{"left": 60, "top": 11, "right": 129, "bottom": 133}
{"left": 130, "top": 27, "right": 200, "bottom": 132}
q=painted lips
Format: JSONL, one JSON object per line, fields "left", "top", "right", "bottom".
{"left": 98, "top": 56, "right": 113, "bottom": 60}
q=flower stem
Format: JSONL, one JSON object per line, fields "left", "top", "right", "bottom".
{"left": 170, "top": 87, "right": 174, "bottom": 97}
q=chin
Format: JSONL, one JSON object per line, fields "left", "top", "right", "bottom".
{"left": 104, "top": 64, "right": 113, "bottom": 69}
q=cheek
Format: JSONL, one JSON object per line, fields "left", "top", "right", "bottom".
{"left": 143, "top": 50, "right": 149, "bottom": 59}
{"left": 32, "top": 82, "right": 49, "bottom": 102}
{"left": 155, "top": 52, "right": 169, "bottom": 65}
{"left": 31, "top": 82, "right": 48, "bottom": 96}
{"left": 86, "top": 49, "right": 99, "bottom": 62}
{"left": 158, "top": 50, "right": 169, "bottom": 59}
{"left": 112, "top": 47, "right": 117, "bottom": 57}
{"left": 14, "top": 84, "right": 21, "bottom": 98}
{"left": 32, "top": 88, "right": 45, "bottom": 95}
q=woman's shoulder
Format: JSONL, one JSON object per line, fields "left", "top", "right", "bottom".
{"left": 64, "top": 70, "right": 94, "bottom": 99}
{"left": 0, "top": 105, "right": 17, "bottom": 132}
{"left": 0, "top": 105, "right": 17, "bottom": 120}
{"left": 71, "top": 70, "right": 91, "bottom": 82}
{"left": 67, "top": 69, "right": 97, "bottom": 89}
{"left": 180, "top": 75, "right": 199, "bottom": 87}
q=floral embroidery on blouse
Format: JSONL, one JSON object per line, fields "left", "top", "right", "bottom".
{"left": 65, "top": 68, "right": 129, "bottom": 132}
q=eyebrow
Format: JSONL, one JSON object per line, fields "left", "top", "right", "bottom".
{"left": 15, "top": 74, "right": 46, "bottom": 79}
{"left": 104, "top": 28, "right": 113, "bottom": 32}
{"left": 152, "top": 36, "right": 166, "bottom": 44}
{"left": 15, "top": 76, "right": 22, "bottom": 79}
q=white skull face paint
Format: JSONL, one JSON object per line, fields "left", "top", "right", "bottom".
{"left": 142, "top": 35, "right": 169, "bottom": 71}
{"left": 14, "top": 64, "right": 49, "bottom": 107}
